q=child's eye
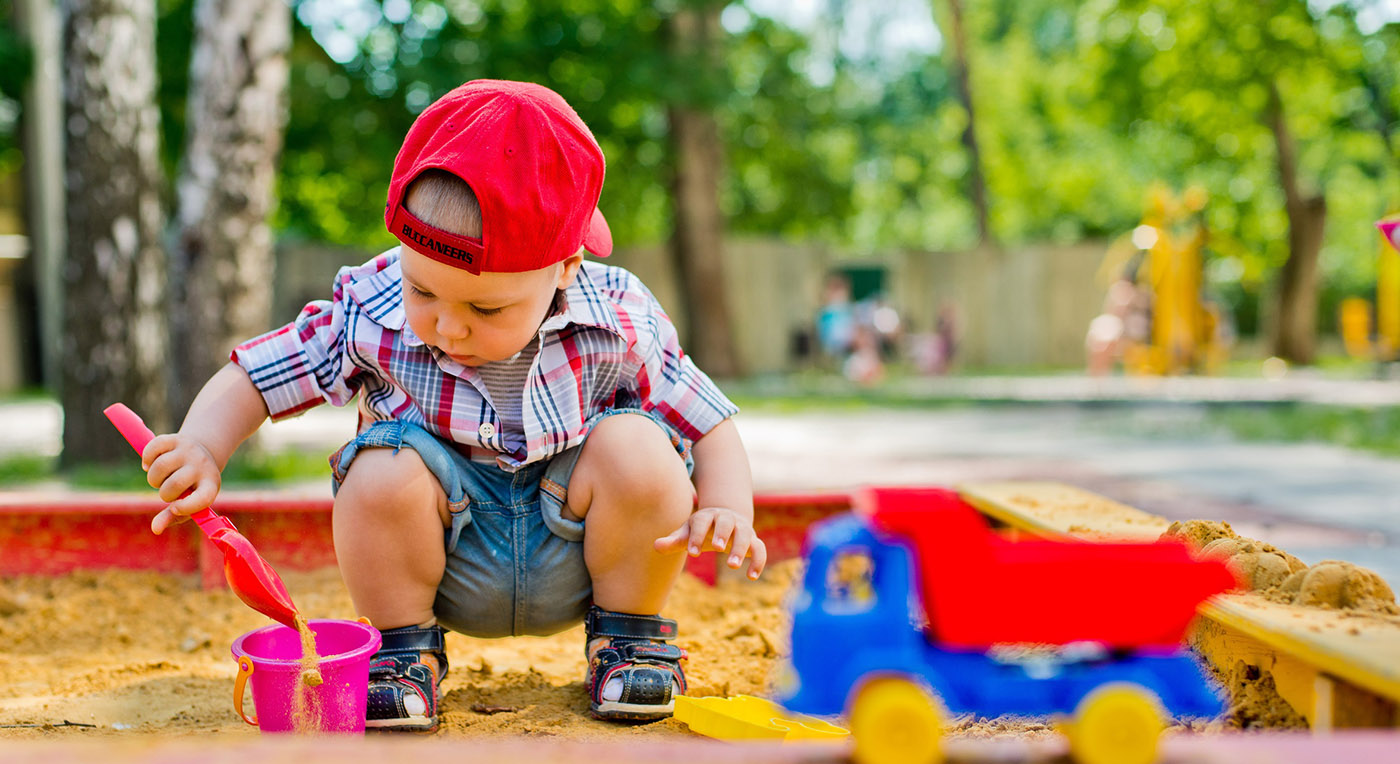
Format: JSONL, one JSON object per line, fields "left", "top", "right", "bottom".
{"left": 472, "top": 305, "right": 505, "bottom": 316}
{"left": 408, "top": 285, "right": 432, "bottom": 299}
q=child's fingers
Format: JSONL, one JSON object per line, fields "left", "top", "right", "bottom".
{"left": 745, "top": 537, "right": 769, "bottom": 580}
{"left": 140, "top": 434, "right": 177, "bottom": 471}
{"left": 725, "top": 527, "right": 755, "bottom": 568}
{"left": 150, "top": 505, "right": 186, "bottom": 536}
{"left": 146, "top": 450, "right": 180, "bottom": 491}
{"left": 653, "top": 522, "right": 691, "bottom": 553}
{"left": 156, "top": 464, "right": 200, "bottom": 504}
{"left": 169, "top": 478, "right": 217, "bottom": 516}
{"left": 684, "top": 513, "right": 717, "bottom": 556}
{"left": 708, "top": 512, "right": 738, "bottom": 551}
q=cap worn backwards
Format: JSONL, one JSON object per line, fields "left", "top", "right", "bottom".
{"left": 385, "top": 79, "right": 613, "bottom": 274}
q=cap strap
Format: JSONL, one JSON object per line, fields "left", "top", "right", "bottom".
{"left": 389, "top": 204, "right": 485, "bottom": 273}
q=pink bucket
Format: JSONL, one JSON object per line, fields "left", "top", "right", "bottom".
{"left": 230, "top": 618, "right": 381, "bottom": 733}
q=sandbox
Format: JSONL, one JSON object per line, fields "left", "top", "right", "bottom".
{"left": 1, "top": 483, "right": 1397, "bottom": 758}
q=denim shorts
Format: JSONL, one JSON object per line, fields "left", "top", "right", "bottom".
{"left": 329, "top": 408, "right": 693, "bottom": 638}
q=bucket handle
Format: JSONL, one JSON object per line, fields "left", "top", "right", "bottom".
{"left": 233, "top": 655, "right": 258, "bottom": 727}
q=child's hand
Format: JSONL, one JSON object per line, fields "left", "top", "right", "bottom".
{"left": 654, "top": 507, "right": 768, "bottom": 580}
{"left": 141, "top": 434, "right": 222, "bottom": 535}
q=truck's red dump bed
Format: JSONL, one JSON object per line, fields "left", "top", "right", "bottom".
{"left": 865, "top": 487, "right": 1238, "bottom": 650}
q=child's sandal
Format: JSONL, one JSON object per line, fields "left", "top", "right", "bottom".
{"left": 584, "top": 606, "right": 687, "bottom": 721}
{"left": 366, "top": 625, "right": 448, "bottom": 732}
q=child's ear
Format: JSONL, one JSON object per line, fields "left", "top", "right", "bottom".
{"left": 555, "top": 251, "right": 585, "bottom": 289}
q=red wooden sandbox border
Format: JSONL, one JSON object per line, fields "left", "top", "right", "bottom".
{"left": 0, "top": 490, "right": 855, "bottom": 588}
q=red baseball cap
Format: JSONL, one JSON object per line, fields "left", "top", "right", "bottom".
{"left": 385, "top": 79, "right": 613, "bottom": 274}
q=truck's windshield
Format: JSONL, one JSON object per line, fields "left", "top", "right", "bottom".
{"left": 824, "top": 547, "right": 877, "bottom": 612}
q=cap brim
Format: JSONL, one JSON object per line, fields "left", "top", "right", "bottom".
{"left": 583, "top": 207, "right": 612, "bottom": 257}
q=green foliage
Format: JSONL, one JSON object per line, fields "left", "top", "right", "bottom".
{"left": 0, "top": 6, "right": 32, "bottom": 162}
{"left": 1070, "top": 0, "right": 1400, "bottom": 332}
{"left": 145, "top": 0, "right": 1400, "bottom": 339}
{"left": 279, "top": 0, "right": 689, "bottom": 249}
{"left": 155, "top": 0, "right": 195, "bottom": 175}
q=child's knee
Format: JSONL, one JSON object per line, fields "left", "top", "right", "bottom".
{"left": 336, "top": 446, "right": 448, "bottom": 524}
{"left": 581, "top": 415, "right": 691, "bottom": 503}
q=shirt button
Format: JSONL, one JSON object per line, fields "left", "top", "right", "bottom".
{"left": 478, "top": 422, "right": 496, "bottom": 439}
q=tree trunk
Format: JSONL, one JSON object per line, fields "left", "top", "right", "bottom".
{"left": 14, "top": 0, "right": 67, "bottom": 391}
{"left": 60, "top": 0, "right": 168, "bottom": 465}
{"left": 169, "top": 0, "right": 290, "bottom": 418}
{"left": 666, "top": 3, "right": 739, "bottom": 378}
{"left": 944, "top": 0, "right": 993, "bottom": 247}
{"left": 1267, "top": 81, "right": 1326, "bottom": 364}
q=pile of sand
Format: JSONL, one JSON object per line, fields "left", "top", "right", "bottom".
{"left": 1162, "top": 519, "right": 1398, "bottom": 615}
{"left": 1162, "top": 519, "right": 1398, "bottom": 730}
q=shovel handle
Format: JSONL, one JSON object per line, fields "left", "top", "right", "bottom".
{"left": 103, "top": 403, "right": 221, "bottom": 529}
{"left": 104, "top": 403, "right": 158, "bottom": 454}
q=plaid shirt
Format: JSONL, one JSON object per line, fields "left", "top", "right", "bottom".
{"left": 232, "top": 249, "right": 738, "bottom": 470}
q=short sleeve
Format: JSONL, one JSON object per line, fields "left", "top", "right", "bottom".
{"left": 627, "top": 285, "right": 739, "bottom": 442}
{"left": 230, "top": 267, "right": 363, "bottom": 420}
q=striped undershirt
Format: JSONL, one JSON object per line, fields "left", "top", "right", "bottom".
{"left": 474, "top": 334, "right": 541, "bottom": 457}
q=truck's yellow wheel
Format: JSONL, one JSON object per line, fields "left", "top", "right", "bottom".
{"left": 1066, "top": 684, "right": 1164, "bottom": 764}
{"left": 849, "top": 677, "right": 945, "bottom": 764}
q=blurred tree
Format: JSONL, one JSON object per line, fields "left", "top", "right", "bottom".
{"left": 667, "top": 0, "right": 738, "bottom": 376}
{"left": 169, "top": 0, "right": 290, "bottom": 419}
{"left": 937, "top": 0, "right": 992, "bottom": 247}
{"left": 135, "top": 0, "right": 1400, "bottom": 367}
{"left": 60, "top": 0, "right": 169, "bottom": 463}
{"left": 1076, "top": 0, "right": 1392, "bottom": 363}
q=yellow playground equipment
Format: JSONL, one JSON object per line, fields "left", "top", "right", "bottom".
{"left": 1096, "top": 185, "right": 1226, "bottom": 376}
{"left": 1341, "top": 215, "right": 1400, "bottom": 362}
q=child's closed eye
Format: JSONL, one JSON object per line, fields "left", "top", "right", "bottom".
{"left": 472, "top": 304, "right": 505, "bottom": 316}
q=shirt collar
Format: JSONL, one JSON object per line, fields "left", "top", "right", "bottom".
{"left": 346, "top": 250, "right": 410, "bottom": 333}
{"left": 540, "top": 262, "right": 626, "bottom": 339}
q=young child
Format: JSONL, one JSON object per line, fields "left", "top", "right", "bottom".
{"left": 138, "top": 79, "right": 765, "bottom": 731}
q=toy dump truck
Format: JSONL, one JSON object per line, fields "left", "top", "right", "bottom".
{"left": 777, "top": 487, "right": 1238, "bottom": 764}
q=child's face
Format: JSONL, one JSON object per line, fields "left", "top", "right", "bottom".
{"left": 400, "top": 247, "right": 583, "bottom": 366}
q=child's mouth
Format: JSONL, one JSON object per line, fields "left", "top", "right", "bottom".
{"left": 446, "top": 351, "right": 482, "bottom": 366}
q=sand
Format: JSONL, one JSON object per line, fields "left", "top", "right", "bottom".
{"left": 0, "top": 553, "right": 1309, "bottom": 744}
{"left": 0, "top": 563, "right": 798, "bottom": 740}
{"left": 0, "top": 560, "right": 1108, "bottom": 745}
{"left": 1162, "top": 519, "right": 1399, "bottom": 615}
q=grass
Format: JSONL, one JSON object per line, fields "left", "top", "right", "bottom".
{"left": 6, "top": 362, "right": 1400, "bottom": 488}
{"left": 1200, "top": 403, "right": 1400, "bottom": 458}
{"left": 724, "top": 371, "right": 972, "bottom": 413}
{"left": 0, "top": 448, "right": 331, "bottom": 490}
{"left": 0, "top": 454, "right": 53, "bottom": 485}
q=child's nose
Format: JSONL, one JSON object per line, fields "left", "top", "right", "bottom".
{"left": 435, "top": 310, "right": 471, "bottom": 341}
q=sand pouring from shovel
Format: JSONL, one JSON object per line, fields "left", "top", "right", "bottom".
{"left": 104, "top": 403, "right": 300, "bottom": 629}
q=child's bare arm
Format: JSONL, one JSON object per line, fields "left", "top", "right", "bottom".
{"left": 654, "top": 418, "right": 767, "bottom": 579}
{"left": 142, "top": 362, "right": 270, "bottom": 533}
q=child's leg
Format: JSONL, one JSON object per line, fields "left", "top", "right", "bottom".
{"left": 333, "top": 444, "right": 453, "bottom": 731}
{"left": 561, "top": 412, "right": 694, "bottom": 720}
{"left": 333, "top": 446, "right": 453, "bottom": 630}
{"left": 561, "top": 413, "right": 694, "bottom": 613}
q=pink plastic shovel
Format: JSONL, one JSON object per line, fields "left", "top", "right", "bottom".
{"left": 104, "top": 403, "right": 300, "bottom": 629}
